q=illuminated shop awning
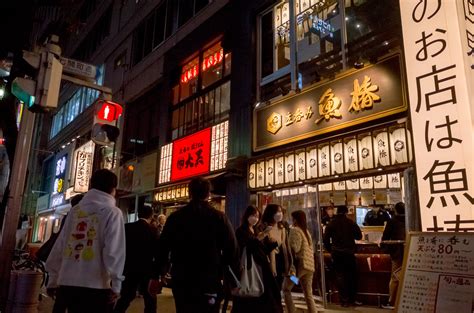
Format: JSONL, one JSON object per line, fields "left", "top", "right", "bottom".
{"left": 248, "top": 122, "right": 412, "bottom": 191}
{"left": 154, "top": 171, "right": 226, "bottom": 203}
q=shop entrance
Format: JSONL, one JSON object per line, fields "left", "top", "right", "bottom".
{"left": 255, "top": 170, "right": 407, "bottom": 308}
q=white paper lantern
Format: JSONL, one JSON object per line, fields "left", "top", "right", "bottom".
{"left": 285, "top": 153, "right": 295, "bottom": 183}
{"left": 358, "top": 135, "right": 374, "bottom": 170}
{"left": 306, "top": 147, "right": 318, "bottom": 178}
{"left": 265, "top": 158, "right": 275, "bottom": 186}
{"left": 344, "top": 138, "right": 358, "bottom": 172}
{"left": 248, "top": 163, "right": 256, "bottom": 189}
{"left": 331, "top": 142, "right": 344, "bottom": 175}
{"left": 374, "top": 131, "right": 390, "bottom": 167}
{"left": 275, "top": 156, "right": 285, "bottom": 185}
{"left": 318, "top": 145, "right": 330, "bottom": 177}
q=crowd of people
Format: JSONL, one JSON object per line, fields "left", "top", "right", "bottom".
{"left": 41, "top": 169, "right": 405, "bottom": 313}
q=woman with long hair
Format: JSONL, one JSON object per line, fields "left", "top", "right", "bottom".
{"left": 284, "top": 210, "right": 317, "bottom": 313}
{"left": 257, "top": 203, "right": 294, "bottom": 313}
{"left": 231, "top": 206, "right": 283, "bottom": 313}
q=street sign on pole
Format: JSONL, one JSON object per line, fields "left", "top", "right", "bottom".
{"left": 59, "top": 57, "right": 97, "bottom": 81}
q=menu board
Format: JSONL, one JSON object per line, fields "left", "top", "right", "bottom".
{"left": 396, "top": 232, "right": 474, "bottom": 313}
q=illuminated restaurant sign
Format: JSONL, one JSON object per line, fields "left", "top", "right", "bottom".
{"left": 159, "top": 121, "right": 229, "bottom": 185}
{"left": 171, "top": 128, "right": 212, "bottom": 181}
{"left": 253, "top": 55, "right": 406, "bottom": 151}
{"left": 51, "top": 154, "right": 68, "bottom": 207}
{"left": 73, "top": 141, "right": 95, "bottom": 193}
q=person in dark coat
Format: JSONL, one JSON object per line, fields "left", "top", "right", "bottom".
{"left": 321, "top": 206, "right": 335, "bottom": 227}
{"left": 231, "top": 206, "right": 283, "bottom": 313}
{"left": 381, "top": 202, "right": 406, "bottom": 309}
{"left": 323, "top": 205, "right": 362, "bottom": 307}
{"left": 363, "top": 206, "right": 391, "bottom": 226}
{"left": 114, "top": 205, "right": 159, "bottom": 313}
{"left": 148, "top": 177, "right": 238, "bottom": 313}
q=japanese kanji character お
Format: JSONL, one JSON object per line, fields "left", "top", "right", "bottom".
{"left": 415, "top": 29, "right": 447, "bottom": 61}
{"left": 415, "top": 64, "right": 457, "bottom": 113}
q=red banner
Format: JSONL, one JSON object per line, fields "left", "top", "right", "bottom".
{"left": 171, "top": 128, "right": 211, "bottom": 181}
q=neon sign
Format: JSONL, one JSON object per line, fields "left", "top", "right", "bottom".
{"left": 180, "top": 49, "right": 224, "bottom": 83}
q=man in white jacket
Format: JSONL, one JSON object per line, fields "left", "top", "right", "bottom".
{"left": 46, "top": 169, "right": 126, "bottom": 313}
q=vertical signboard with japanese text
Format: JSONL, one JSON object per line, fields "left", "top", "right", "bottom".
{"left": 171, "top": 128, "right": 212, "bottom": 181}
{"left": 73, "top": 141, "right": 95, "bottom": 193}
{"left": 51, "top": 154, "right": 68, "bottom": 207}
{"left": 400, "top": 0, "right": 474, "bottom": 231}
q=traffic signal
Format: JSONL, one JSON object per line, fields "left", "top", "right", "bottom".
{"left": 11, "top": 50, "right": 62, "bottom": 112}
{"left": 92, "top": 99, "right": 122, "bottom": 145}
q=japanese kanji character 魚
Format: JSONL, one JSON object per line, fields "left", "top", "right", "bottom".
{"left": 316, "top": 88, "right": 342, "bottom": 123}
{"left": 423, "top": 160, "right": 474, "bottom": 208}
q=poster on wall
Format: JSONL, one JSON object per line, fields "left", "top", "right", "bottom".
{"left": 73, "top": 141, "right": 95, "bottom": 193}
{"left": 171, "top": 128, "right": 211, "bottom": 181}
{"left": 399, "top": 0, "right": 474, "bottom": 231}
{"left": 396, "top": 232, "right": 474, "bottom": 313}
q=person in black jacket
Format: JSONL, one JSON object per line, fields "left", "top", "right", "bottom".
{"left": 363, "top": 206, "right": 391, "bottom": 226}
{"left": 114, "top": 205, "right": 159, "bottom": 313}
{"left": 231, "top": 205, "right": 283, "bottom": 313}
{"left": 148, "top": 177, "right": 238, "bottom": 313}
{"left": 381, "top": 202, "right": 406, "bottom": 309}
{"left": 323, "top": 205, "right": 362, "bottom": 307}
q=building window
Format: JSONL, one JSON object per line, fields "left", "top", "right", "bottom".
{"left": 170, "top": 41, "right": 231, "bottom": 140}
{"left": 72, "top": 6, "right": 112, "bottom": 61}
{"left": 131, "top": 0, "right": 212, "bottom": 66}
{"left": 121, "top": 89, "right": 161, "bottom": 163}
{"left": 258, "top": 0, "right": 401, "bottom": 100}
{"left": 171, "top": 80, "right": 230, "bottom": 140}
{"left": 50, "top": 65, "right": 105, "bottom": 139}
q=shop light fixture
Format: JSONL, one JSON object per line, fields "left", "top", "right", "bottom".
{"left": 61, "top": 145, "right": 65, "bottom": 149}
{"left": 356, "top": 24, "right": 361, "bottom": 28}
{"left": 378, "top": 168, "right": 383, "bottom": 171}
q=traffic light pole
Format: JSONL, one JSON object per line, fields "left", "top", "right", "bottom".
{"left": 0, "top": 109, "right": 36, "bottom": 310}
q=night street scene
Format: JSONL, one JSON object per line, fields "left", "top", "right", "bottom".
{"left": 0, "top": 0, "right": 473, "bottom": 312}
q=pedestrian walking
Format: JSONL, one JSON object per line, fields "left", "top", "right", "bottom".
{"left": 284, "top": 210, "right": 317, "bottom": 313}
{"left": 156, "top": 214, "right": 166, "bottom": 237}
{"left": 114, "top": 205, "right": 159, "bottom": 313}
{"left": 148, "top": 177, "right": 238, "bottom": 313}
{"left": 323, "top": 205, "right": 362, "bottom": 307}
{"left": 381, "top": 202, "right": 406, "bottom": 309}
{"left": 45, "top": 169, "right": 126, "bottom": 313}
{"left": 257, "top": 204, "right": 294, "bottom": 297}
{"left": 231, "top": 205, "right": 283, "bottom": 313}
{"left": 36, "top": 194, "right": 84, "bottom": 263}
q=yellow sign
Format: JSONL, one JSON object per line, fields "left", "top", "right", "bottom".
{"left": 316, "top": 88, "right": 342, "bottom": 123}
{"left": 349, "top": 76, "right": 381, "bottom": 112}
{"left": 267, "top": 112, "right": 283, "bottom": 134}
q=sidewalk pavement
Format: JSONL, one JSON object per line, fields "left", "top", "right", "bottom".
{"left": 37, "top": 289, "right": 393, "bottom": 313}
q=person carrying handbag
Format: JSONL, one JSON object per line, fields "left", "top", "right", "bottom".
{"left": 283, "top": 210, "right": 317, "bottom": 313}
{"left": 231, "top": 206, "right": 283, "bottom": 313}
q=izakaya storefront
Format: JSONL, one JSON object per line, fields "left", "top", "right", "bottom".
{"left": 248, "top": 54, "right": 414, "bottom": 306}
{"left": 155, "top": 120, "right": 229, "bottom": 214}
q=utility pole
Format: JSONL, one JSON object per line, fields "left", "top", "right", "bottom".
{"left": 0, "top": 108, "right": 36, "bottom": 310}
{"left": 0, "top": 35, "right": 120, "bottom": 309}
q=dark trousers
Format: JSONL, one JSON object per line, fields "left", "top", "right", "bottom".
{"left": 332, "top": 252, "right": 358, "bottom": 304}
{"left": 54, "top": 286, "right": 114, "bottom": 313}
{"left": 114, "top": 274, "right": 157, "bottom": 313}
{"left": 172, "top": 286, "right": 221, "bottom": 313}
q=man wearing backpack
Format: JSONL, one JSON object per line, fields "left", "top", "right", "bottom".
{"left": 149, "top": 177, "right": 238, "bottom": 313}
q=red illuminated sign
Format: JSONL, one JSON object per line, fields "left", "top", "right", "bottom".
{"left": 180, "top": 49, "right": 224, "bottom": 83}
{"left": 96, "top": 101, "right": 123, "bottom": 122}
{"left": 171, "top": 128, "right": 211, "bottom": 181}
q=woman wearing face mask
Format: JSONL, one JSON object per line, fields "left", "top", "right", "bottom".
{"left": 232, "top": 206, "right": 283, "bottom": 313}
{"left": 258, "top": 204, "right": 295, "bottom": 292}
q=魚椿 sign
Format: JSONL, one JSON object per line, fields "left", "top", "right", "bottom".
{"left": 400, "top": 0, "right": 474, "bottom": 232}
{"left": 171, "top": 128, "right": 212, "bottom": 181}
{"left": 253, "top": 55, "right": 406, "bottom": 152}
